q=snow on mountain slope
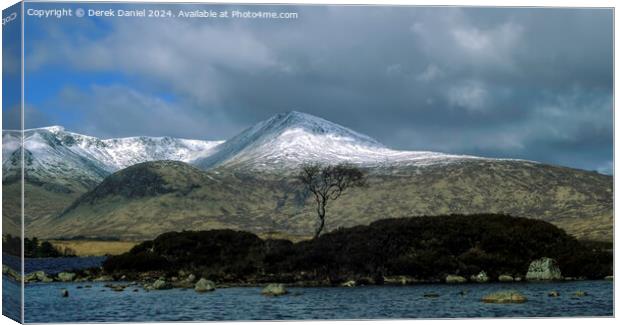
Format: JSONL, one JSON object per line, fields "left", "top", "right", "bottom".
{"left": 1, "top": 126, "right": 223, "bottom": 187}
{"left": 3, "top": 111, "right": 503, "bottom": 181}
{"left": 195, "top": 111, "right": 483, "bottom": 171}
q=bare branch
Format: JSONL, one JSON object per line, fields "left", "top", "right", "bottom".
{"left": 296, "top": 163, "right": 367, "bottom": 238}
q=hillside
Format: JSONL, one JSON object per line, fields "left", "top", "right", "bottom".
{"left": 31, "top": 159, "right": 612, "bottom": 242}
{"left": 2, "top": 128, "right": 222, "bottom": 234}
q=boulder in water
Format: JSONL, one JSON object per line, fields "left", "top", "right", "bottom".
{"left": 498, "top": 275, "right": 514, "bottom": 282}
{"left": 470, "top": 271, "right": 489, "bottom": 283}
{"left": 548, "top": 290, "right": 560, "bottom": 297}
{"left": 261, "top": 283, "right": 288, "bottom": 296}
{"left": 152, "top": 278, "right": 172, "bottom": 290}
{"left": 341, "top": 280, "right": 356, "bottom": 287}
{"left": 194, "top": 278, "right": 216, "bottom": 292}
{"left": 445, "top": 275, "right": 467, "bottom": 284}
{"left": 57, "top": 272, "right": 76, "bottom": 282}
{"left": 526, "top": 257, "right": 563, "bottom": 281}
{"left": 61, "top": 289, "right": 69, "bottom": 297}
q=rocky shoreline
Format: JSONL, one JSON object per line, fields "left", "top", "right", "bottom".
{"left": 4, "top": 216, "right": 614, "bottom": 296}
{"left": 4, "top": 257, "right": 613, "bottom": 291}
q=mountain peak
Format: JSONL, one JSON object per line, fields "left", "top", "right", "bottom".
{"left": 259, "top": 111, "right": 384, "bottom": 146}
{"left": 194, "top": 111, "right": 390, "bottom": 170}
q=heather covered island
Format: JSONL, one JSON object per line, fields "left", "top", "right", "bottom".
{"left": 100, "top": 215, "right": 612, "bottom": 286}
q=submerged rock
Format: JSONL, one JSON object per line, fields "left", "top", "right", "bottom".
{"left": 423, "top": 292, "right": 439, "bottom": 298}
{"left": 526, "top": 257, "right": 563, "bottom": 281}
{"left": 107, "top": 284, "right": 127, "bottom": 292}
{"left": 194, "top": 278, "right": 216, "bottom": 292}
{"left": 445, "top": 275, "right": 467, "bottom": 284}
{"left": 261, "top": 283, "right": 288, "bottom": 296}
{"left": 482, "top": 291, "right": 527, "bottom": 304}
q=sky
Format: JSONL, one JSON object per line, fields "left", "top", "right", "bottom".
{"left": 2, "top": 3, "right": 613, "bottom": 174}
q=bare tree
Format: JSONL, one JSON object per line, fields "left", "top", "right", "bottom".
{"left": 297, "top": 163, "right": 366, "bottom": 239}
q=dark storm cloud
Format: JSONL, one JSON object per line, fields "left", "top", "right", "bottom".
{"left": 25, "top": 5, "right": 613, "bottom": 173}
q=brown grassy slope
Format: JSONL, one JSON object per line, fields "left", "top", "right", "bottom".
{"left": 28, "top": 159, "right": 612, "bottom": 242}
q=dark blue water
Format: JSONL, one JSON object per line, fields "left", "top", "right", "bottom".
{"left": 2, "top": 254, "right": 107, "bottom": 274}
{"left": 8, "top": 279, "right": 612, "bottom": 322}
{"left": 2, "top": 277, "right": 21, "bottom": 322}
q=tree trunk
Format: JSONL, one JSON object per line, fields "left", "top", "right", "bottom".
{"left": 314, "top": 201, "right": 326, "bottom": 239}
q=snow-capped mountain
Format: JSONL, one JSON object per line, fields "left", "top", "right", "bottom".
{"left": 2, "top": 126, "right": 222, "bottom": 189}
{"left": 3, "top": 111, "right": 496, "bottom": 185}
{"left": 195, "top": 111, "right": 482, "bottom": 171}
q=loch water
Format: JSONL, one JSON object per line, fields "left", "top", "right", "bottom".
{"left": 2, "top": 257, "right": 614, "bottom": 322}
{"left": 1, "top": 278, "right": 612, "bottom": 322}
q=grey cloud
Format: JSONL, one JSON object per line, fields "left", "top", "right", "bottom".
{"left": 25, "top": 5, "right": 613, "bottom": 173}
{"left": 54, "top": 85, "right": 233, "bottom": 140}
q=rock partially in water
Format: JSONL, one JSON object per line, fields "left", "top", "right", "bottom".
{"left": 93, "top": 275, "right": 114, "bottom": 282}
{"left": 261, "top": 283, "right": 288, "bottom": 296}
{"left": 25, "top": 270, "right": 53, "bottom": 283}
{"left": 482, "top": 291, "right": 527, "bottom": 304}
{"left": 57, "top": 272, "right": 76, "bottom": 282}
{"left": 423, "top": 292, "right": 439, "bottom": 298}
{"left": 498, "top": 275, "right": 514, "bottom": 282}
{"left": 194, "top": 278, "right": 216, "bottom": 292}
{"left": 548, "top": 290, "right": 560, "bottom": 297}
{"left": 152, "top": 278, "right": 172, "bottom": 290}
{"left": 106, "top": 284, "right": 127, "bottom": 292}
{"left": 61, "top": 289, "right": 69, "bottom": 297}
{"left": 470, "top": 271, "right": 489, "bottom": 283}
{"left": 383, "top": 275, "right": 416, "bottom": 285}
{"left": 526, "top": 257, "right": 563, "bottom": 281}
{"left": 341, "top": 280, "right": 356, "bottom": 287}
{"left": 574, "top": 291, "right": 588, "bottom": 297}
{"left": 445, "top": 275, "right": 467, "bottom": 284}
{"left": 604, "top": 276, "right": 613, "bottom": 281}
{"left": 2, "top": 265, "right": 21, "bottom": 281}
